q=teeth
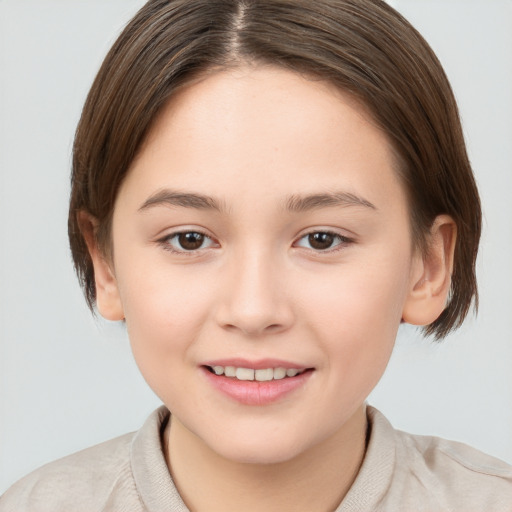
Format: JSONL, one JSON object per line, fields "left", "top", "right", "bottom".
{"left": 224, "top": 366, "right": 236, "bottom": 377}
{"left": 236, "top": 368, "right": 255, "bottom": 381}
{"left": 209, "top": 366, "right": 304, "bottom": 381}
{"left": 255, "top": 368, "right": 273, "bottom": 381}
{"left": 273, "top": 367, "right": 286, "bottom": 380}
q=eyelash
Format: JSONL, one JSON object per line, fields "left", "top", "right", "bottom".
{"left": 157, "top": 229, "right": 353, "bottom": 255}
{"left": 158, "top": 230, "right": 216, "bottom": 255}
{"left": 294, "top": 231, "right": 353, "bottom": 253}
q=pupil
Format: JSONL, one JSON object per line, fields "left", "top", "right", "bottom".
{"left": 309, "top": 232, "right": 334, "bottom": 250}
{"left": 179, "top": 232, "right": 204, "bottom": 250}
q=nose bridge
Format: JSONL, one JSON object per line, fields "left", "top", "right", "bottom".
{"left": 218, "top": 244, "right": 292, "bottom": 336}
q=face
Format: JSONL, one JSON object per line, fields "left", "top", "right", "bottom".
{"left": 104, "top": 66, "right": 426, "bottom": 464}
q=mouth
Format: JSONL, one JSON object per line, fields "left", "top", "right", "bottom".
{"left": 204, "top": 365, "right": 311, "bottom": 382}
{"left": 201, "top": 359, "right": 315, "bottom": 405}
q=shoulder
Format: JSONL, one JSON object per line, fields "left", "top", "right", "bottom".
{"left": 387, "top": 412, "right": 512, "bottom": 511}
{"left": 0, "top": 406, "right": 174, "bottom": 512}
{"left": 343, "top": 407, "right": 512, "bottom": 512}
{"left": 0, "top": 432, "right": 138, "bottom": 512}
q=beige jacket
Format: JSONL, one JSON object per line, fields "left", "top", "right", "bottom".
{"left": 1, "top": 406, "right": 512, "bottom": 511}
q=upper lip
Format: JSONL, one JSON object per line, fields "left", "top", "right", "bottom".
{"left": 201, "top": 358, "right": 310, "bottom": 370}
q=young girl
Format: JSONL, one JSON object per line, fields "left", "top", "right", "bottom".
{"left": 2, "top": 0, "right": 511, "bottom": 510}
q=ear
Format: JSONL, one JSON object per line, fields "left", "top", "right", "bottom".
{"left": 402, "top": 215, "right": 457, "bottom": 326}
{"left": 77, "top": 212, "right": 125, "bottom": 321}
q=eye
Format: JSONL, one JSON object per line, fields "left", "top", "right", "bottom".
{"left": 295, "top": 231, "right": 350, "bottom": 251}
{"left": 160, "top": 231, "right": 216, "bottom": 253}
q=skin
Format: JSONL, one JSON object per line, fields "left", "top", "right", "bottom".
{"left": 83, "top": 65, "right": 456, "bottom": 511}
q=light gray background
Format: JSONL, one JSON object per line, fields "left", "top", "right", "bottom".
{"left": 1, "top": 0, "right": 511, "bottom": 494}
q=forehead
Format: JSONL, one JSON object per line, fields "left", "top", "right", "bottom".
{"left": 122, "top": 65, "right": 405, "bottom": 216}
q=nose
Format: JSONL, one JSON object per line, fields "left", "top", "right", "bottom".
{"left": 215, "top": 249, "right": 294, "bottom": 337}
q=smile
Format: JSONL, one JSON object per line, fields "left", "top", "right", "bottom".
{"left": 206, "top": 366, "right": 306, "bottom": 381}
{"left": 202, "top": 364, "right": 314, "bottom": 405}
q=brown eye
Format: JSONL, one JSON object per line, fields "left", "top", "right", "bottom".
{"left": 177, "top": 232, "right": 205, "bottom": 250}
{"left": 162, "top": 231, "right": 215, "bottom": 253}
{"left": 295, "top": 231, "right": 350, "bottom": 252}
{"left": 308, "top": 232, "right": 335, "bottom": 250}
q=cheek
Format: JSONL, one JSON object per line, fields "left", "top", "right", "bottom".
{"left": 300, "top": 254, "right": 409, "bottom": 335}
{"left": 116, "top": 261, "right": 216, "bottom": 392}
{"left": 298, "top": 255, "right": 410, "bottom": 387}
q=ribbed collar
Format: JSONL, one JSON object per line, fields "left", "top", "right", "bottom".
{"left": 130, "top": 405, "right": 396, "bottom": 512}
{"left": 336, "top": 406, "right": 396, "bottom": 511}
{"left": 131, "top": 406, "right": 188, "bottom": 511}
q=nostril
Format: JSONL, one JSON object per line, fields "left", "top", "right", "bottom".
{"left": 221, "top": 322, "right": 285, "bottom": 335}
{"left": 242, "top": 323, "right": 287, "bottom": 336}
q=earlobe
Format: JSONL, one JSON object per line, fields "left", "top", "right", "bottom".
{"left": 402, "top": 215, "right": 457, "bottom": 326}
{"left": 77, "top": 212, "right": 125, "bottom": 321}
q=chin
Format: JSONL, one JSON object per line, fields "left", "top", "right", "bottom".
{"left": 204, "top": 430, "right": 311, "bottom": 466}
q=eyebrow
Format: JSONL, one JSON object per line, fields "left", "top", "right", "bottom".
{"left": 139, "top": 189, "right": 226, "bottom": 213}
{"left": 138, "top": 188, "right": 376, "bottom": 214}
{"left": 285, "top": 191, "right": 376, "bottom": 212}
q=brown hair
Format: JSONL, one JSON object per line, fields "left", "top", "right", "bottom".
{"left": 69, "top": 0, "right": 481, "bottom": 339}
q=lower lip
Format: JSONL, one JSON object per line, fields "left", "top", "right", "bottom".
{"left": 201, "top": 367, "right": 313, "bottom": 406}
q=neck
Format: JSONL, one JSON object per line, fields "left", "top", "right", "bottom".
{"left": 164, "top": 405, "right": 368, "bottom": 512}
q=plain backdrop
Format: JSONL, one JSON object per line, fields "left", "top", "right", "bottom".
{"left": 1, "top": 0, "right": 511, "bottom": 494}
